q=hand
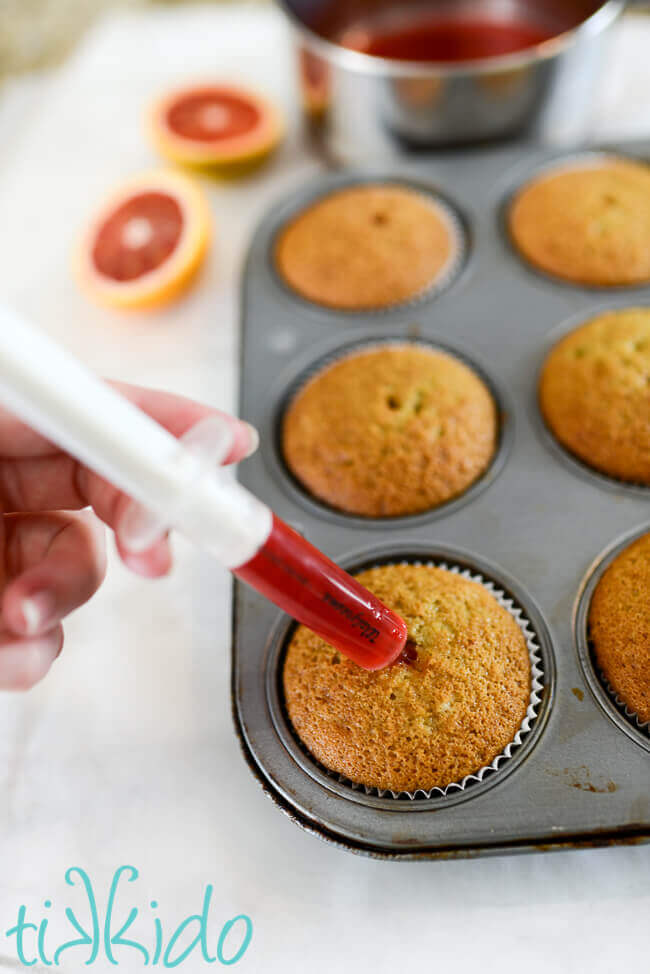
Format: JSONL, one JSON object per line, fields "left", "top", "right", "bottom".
{"left": 0, "top": 383, "right": 257, "bottom": 691}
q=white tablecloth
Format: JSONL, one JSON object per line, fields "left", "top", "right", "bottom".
{"left": 0, "top": 5, "right": 649, "bottom": 971}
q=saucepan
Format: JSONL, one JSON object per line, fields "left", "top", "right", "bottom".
{"left": 276, "top": 0, "right": 626, "bottom": 160}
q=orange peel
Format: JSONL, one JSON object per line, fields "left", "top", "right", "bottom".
{"left": 74, "top": 169, "right": 211, "bottom": 311}
{"left": 147, "top": 82, "right": 283, "bottom": 172}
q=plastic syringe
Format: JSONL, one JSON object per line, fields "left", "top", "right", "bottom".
{"left": 0, "top": 308, "right": 408, "bottom": 670}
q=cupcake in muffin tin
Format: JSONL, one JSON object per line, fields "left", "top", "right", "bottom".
{"left": 274, "top": 183, "right": 464, "bottom": 311}
{"left": 508, "top": 155, "right": 650, "bottom": 287}
{"left": 539, "top": 307, "right": 650, "bottom": 485}
{"left": 282, "top": 562, "right": 538, "bottom": 796}
{"left": 588, "top": 531, "right": 650, "bottom": 729}
{"left": 282, "top": 342, "right": 499, "bottom": 518}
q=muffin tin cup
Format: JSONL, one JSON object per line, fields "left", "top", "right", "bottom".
{"left": 532, "top": 303, "right": 650, "bottom": 498}
{"left": 600, "top": 675, "right": 650, "bottom": 741}
{"left": 235, "top": 137, "right": 650, "bottom": 857}
{"left": 573, "top": 522, "right": 650, "bottom": 753}
{"left": 268, "top": 553, "right": 546, "bottom": 805}
{"left": 267, "top": 332, "right": 514, "bottom": 529}
{"left": 268, "top": 173, "right": 471, "bottom": 318}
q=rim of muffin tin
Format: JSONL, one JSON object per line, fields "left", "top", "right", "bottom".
{"left": 531, "top": 302, "right": 650, "bottom": 498}
{"left": 266, "top": 172, "right": 472, "bottom": 317}
{"left": 500, "top": 148, "right": 650, "bottom": 294}
{"left": 261, "top": 332, "right": 514, "bottom": 530}
{"left": 265, "top": 542, "right": 556, "bottom": 811}
{"left": 574, "top": 522, "right": 650, "bottom": 753}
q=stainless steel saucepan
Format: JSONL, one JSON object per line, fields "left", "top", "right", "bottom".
{"left": 277, "top": 0, "right": 626, "bottom": 160}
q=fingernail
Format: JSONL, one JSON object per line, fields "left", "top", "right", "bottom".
{"left": 121, "top": 537, "right": 172, "bottom": 579}
{"left": 21, "top": 591, "right": 56, "bottom": 636}
{"left": 243, "top": 422, "right": 260, "bottom": 459}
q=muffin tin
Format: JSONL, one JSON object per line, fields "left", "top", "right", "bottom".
{"left": 233, "top": 137, "right": 650, "bottom": 858}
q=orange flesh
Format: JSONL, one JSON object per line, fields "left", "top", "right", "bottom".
{"left": 166, "top": 91, "right": 261, "bottom": 142}
{"left": 92, "top": 192, "right": 183, "bottom": 282}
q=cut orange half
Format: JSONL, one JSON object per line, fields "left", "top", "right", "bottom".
{"left": 74, "top": 170, "right": 211, "bottom": 310}
{"left": 147, "top": 82, "right": 284, "bottom": 172}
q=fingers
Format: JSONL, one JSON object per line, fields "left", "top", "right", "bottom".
{"left": 0, "top": 625, "right": 63, "bottom": 691}
{"left": 115, "top": 532, "right": 172, "bottom": 579}
{"left": 110, "top": 384, "right": 259, "bottom": 466}
{"left": 1, "top": 511, "right": 107, "bottom": 639}
{"left": 0, "top": 384, "right": 258, "bottom": 581}
{"left": 0, "top": 513, "right": 104, "bottom": 690}
{"left": 0, "top": 381, "right": 232, "bottom": 459}
{"left": 224, "top": 419, "right": 259, "bottom": 466}
{"left": 0, "top": 385, "right": 258, "bottom": 517}
{"left": 76, "top": 386, "right": 257, "bottom": 575}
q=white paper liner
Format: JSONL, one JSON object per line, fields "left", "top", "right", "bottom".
{"left": 277, "top": 182, "right": 467, "bottom": 313}
{"left": 388, "top": 189, "right": 466, "bottom": 311}
{"left": 284, "top": 559, "right": 545, "bottom": 801}
{"left": 593, "top": 658, "right": 650, "bottom": 738}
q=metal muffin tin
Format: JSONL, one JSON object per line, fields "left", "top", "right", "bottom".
{"left": 233, "top": 137, "right": 650, "bottom": 859}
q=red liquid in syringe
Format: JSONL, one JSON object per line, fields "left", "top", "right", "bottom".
{"left": 235, "top": 515, "right": 408, "bottom": 670}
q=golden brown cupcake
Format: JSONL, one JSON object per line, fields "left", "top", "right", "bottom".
{"left": 283, "top": 563, "right": 532, "bottom": 793}
{"left": 275, "top": 184, "right": 458, "bottom": 309}
{"left": 508, "top": 157, "right": 650, "bottom": 286}
{"left": 282, "top": 343, "right": 498, "bottom": 517}
{"left": 539, "top": 308, "right": 650, "bottom": 484}
{"left": 589, "top": 532, "right": 650, "bottom": 724}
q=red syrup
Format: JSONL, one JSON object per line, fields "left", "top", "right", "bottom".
{"left": 341, "top": 13, "right": 557, "bottom": 63}
{"left": 399, "top": 639, "right": 419, "bottom": 665}
{"left": 235, "top": 515, "right": 408, "bottom": 670}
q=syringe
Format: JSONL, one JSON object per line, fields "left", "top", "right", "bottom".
{"left": 0, "top": 308, "right": 408, "bottom": 670}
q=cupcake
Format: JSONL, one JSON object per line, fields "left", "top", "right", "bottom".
{"left": 508, "top": 157, "right": 650, "bottom": 286}
{"left": 282, "top": 343, "right": 498, "bottom": 517}
{"left": 539, "top": 307, "right": 650, "bottom": 484}
{"left": 283, "top": 563, "right": 532, "bottom": 794}
{"left": 275, "top": 184, "right": 459, "bottom": 310}
{"left": 589, "top": 532, "right": 650, "bottom": 724}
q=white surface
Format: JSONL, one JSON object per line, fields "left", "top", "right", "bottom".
{"left": 0, "top": 5, "right": 649, "bottom": 971}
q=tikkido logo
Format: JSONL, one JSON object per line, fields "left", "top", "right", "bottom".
{"left": 4, "top": 866, "right": 253, "bottom": 968}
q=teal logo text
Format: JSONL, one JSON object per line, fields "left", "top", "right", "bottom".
{"left": 5, "top": 866, "right": 253, "bottom": 967}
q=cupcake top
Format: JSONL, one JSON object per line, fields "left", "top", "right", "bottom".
{"left": 275, "top": 184, "right": 458, "bottom": 310}
{"left": 508, "top": 157, "right": 650, "bottom": 286}
{"left": 589, "top": 532, "right": 650, "bottom": 724}
{"left": 282, "top": 343, "right": 498, "bottom": 517}
{"left": 539, "top": 308, "right": 650, "bottom": 484}
{"left": 283, "top": 563, "right": 532, "bottom": 794}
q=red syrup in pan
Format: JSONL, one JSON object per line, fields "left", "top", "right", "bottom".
{"left": 341, "top": 12, "right": 559, "bottom": 63}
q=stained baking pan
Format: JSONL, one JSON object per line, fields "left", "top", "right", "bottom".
{"left": 232, "top": 137, "right": 650, "bottom": 858}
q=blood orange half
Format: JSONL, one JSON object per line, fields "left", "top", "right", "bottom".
{"left": 147, "top": 82, "right": 284, "bottom": 172}
{"left": 75, "top": 170, "right": 211, "bottom": 310}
